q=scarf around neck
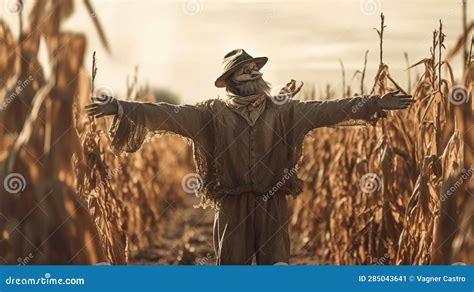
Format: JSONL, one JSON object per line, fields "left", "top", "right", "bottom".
{"left": 225, "top": 93, "right": 267, "bottom": 126}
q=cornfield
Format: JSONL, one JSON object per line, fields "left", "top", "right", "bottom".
{"left": 291, "top": 15, "right": 473, "bottom": 265}
{"left": 0, "top": 1, "right": 472, "bottom": 265}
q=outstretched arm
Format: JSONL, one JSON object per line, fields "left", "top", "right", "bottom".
{"left": 289, "top": 90, "right": 413, "bottom": 134}
{"left": 86, "top": 96, "right": 210, "bottom": 153}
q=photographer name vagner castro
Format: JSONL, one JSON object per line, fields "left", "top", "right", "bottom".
{"left": 5, "top": 273, "right": 85, "bottom": 286}
{"left": 416, "top": 275, "right": 466, "bottom": 283}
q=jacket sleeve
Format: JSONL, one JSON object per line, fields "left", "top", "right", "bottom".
{"left": 289, "top": 95, "right": 382, "bottom": 135}
{"left": 109, "top": 100, "right": 210, "bottom": 154}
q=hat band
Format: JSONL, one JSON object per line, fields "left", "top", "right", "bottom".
{"left": 223, "top": 54, "right": 253, "bottom": 71}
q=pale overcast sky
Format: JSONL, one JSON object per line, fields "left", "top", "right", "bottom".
{"left": 2, "top": 0, "right": 470, "bottom": 103}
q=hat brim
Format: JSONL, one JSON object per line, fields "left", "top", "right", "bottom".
{"left": 214, "top": 56, "right": 268, "bottom": 88}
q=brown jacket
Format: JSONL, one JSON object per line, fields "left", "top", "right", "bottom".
{"left": 110, "top": 96, "right": 381, "bottom": 208}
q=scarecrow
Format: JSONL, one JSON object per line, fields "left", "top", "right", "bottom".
{"left": 86, "top": 49, "right": 414, "bottom": 265}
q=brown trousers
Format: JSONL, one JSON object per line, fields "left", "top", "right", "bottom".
{"left": 213, "top": 192, "right": 290, "bottom": 265}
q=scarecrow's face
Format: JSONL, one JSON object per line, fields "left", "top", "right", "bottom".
{"left": 231, "top": 62, "right": 263, "bottom": 83}
{"left": 226, "top": 61, "right": 270, "bottom": 96}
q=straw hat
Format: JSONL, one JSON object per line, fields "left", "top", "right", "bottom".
{"left": 214, "top": 49, "right": 268, "bottom": 88}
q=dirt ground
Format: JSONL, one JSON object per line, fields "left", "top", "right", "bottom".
{"left": 130, "top": 196, "right": 318, "bottom": 265}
